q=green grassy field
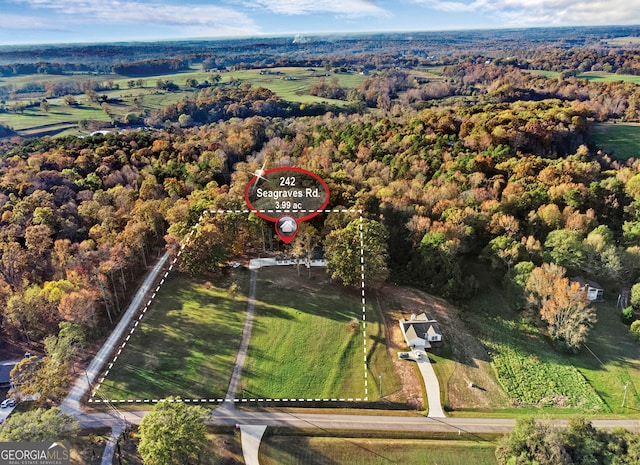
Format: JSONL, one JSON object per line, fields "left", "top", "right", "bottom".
{"left": 578, "top": 71, "right": 640, "bottom": 85}
{"left": 528, "top": 69, "right": 640, "bottom": 85}
{"left": 465, "top": 273, "right": 640, "bottom": 415}
{"left": 527, "top": 70, "right": 561, "bottom": 79}
{"left": 0, "top": 90, "right": 188, "bottom": 136}
{"left": 260, "top": 436, "right": 498, "bottom": 465}
{"left": 571, "top": 299, "right": 640, "bottom": 414}
{"left": 221, "top": 67, "right": 368, "bottom": 105}
{"left": 0, "top": 103, "right": 110, "bottom": 131}
{"left": 590, "top": 122, "right": 640, "bottom": 160}
{"left": 473, "top": 315, "right": 607, "bottom": 412}
{"left": 240, "top": 266, "right": 402, "bottom": 401}
{"left": 0, "top": 65, "right": 367, "bottom": 136}
{"left": 94, "top": 272, "right": 248, "bottom": 401}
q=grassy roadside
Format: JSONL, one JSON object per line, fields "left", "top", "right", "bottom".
{"left": 70, "top": 429, "right": 111, "bottom": 465}
{"left": 99, "top": 425, "right": 500, "bottom": 465}
{"left": 260, "top": 435, "right": 498, "bottom": 465}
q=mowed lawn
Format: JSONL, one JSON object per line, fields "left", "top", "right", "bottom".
{"left": 260, "top": 437, "right": 498, "bottom": 465}
{"left": 94, "top": 271, "right": 248, "bottom": 401}
{"left": 590, "top": 122, "right": 640, "bottom": 160}
{"left": 240, "top": 266, "right": 398, "bottom": 400}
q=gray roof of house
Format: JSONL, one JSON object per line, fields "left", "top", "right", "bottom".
{"left": 401, "top": 320, "right": 442, "bottom": 339}
{"left": 570, "top": 277, "right": 603, "bottom": 290}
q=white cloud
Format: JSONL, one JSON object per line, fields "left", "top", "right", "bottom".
{"left": 412, "top": 0, "right": 640, "bottom": 26}
{"left": 249, "top": 0, "right": 389, "bottom": 17}
{"left": 10, "top": 0, "right": 259, "bottom": 36}
{"left": 0, "top": 13, "right": 62, "bottom": 30}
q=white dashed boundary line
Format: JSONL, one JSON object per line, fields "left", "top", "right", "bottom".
{"left": 89, "top": 208, "right": 368, "bottom": 404}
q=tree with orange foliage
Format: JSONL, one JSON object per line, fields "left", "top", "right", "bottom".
{"left": 526, "top": 263, "right": 596, "bottom": 352}
{"left": 57, "top": 288, "right": 99, "bottom": 328}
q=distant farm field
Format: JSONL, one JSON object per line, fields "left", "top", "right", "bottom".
{"left": 527, "top": 69, "right": 640, "bottom": 85}
{"left": 222, "top": 67, "right": 369, "bottom": 105}
{"left": 0, "top": 103, "right": 110, "bottom": 131}
{"left": 260, "top": 437, "right": 498, "bottom": 465}
{"left": 0, "top": 65, "right": 368, "bottom": 136}
{"left": 579, "top": 71, "right": 640, "bottom": 85}
{"left": 93, "top": 272, "right": 248, "bottom": 402}
{"left": 590, "top": 122, "right": 640, "bottom": 160}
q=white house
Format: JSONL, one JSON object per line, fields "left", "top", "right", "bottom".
{"left": 399, "top": 313, "right": 443, "bottom": 350}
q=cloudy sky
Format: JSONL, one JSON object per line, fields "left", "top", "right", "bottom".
{"left": 0, "top": 0, "right": 638, "bottom": 45}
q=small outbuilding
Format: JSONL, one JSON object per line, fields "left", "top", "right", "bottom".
{"left": 399, "top": 313, "right": 443, "bottom": 350}
{"left": 570, "top": 277, "right": 604, "bottom": 302}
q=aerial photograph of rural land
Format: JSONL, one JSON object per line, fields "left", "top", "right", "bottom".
{"left": 2, "top": 0, "right": 640, "bottom": 464}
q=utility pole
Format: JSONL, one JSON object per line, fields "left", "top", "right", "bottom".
{"left": 622, "top": 381, "right": 631, "bottom": 408}
{"left": 379, "top": 374, "right": 382, "bottom": 398}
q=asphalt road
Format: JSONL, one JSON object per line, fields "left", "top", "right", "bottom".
{"left": 76, "top": 408, "right": 640, "bottom": 434}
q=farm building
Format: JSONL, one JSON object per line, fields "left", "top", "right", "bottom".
{"left": 570, "top": 277, "right": 604, "bottom": 302}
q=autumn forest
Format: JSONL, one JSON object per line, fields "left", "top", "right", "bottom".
{"left": 1, "top": 27, "right": 640, "bottom": 412}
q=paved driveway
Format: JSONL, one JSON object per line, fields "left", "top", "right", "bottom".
{"left": 399, "top": 351, "right": 446, "bottom": 418}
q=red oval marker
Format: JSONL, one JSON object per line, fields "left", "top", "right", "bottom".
{"left": 244, "top": 167, "right": 330, "bottom": 243}
{"left": 244, "top": 167, "right": 330, "bottom": 223}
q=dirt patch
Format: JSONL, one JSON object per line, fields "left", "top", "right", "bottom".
{"left": 259, "top": 265, "right": 333, "bottom": 293}
{"left": 376, "top": 284, "right": 508, "bottom": 411}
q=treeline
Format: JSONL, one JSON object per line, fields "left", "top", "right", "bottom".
{"left": 0, "top": 96, "right": 631, "bottom": 351}
{"left": 309, "top": 77, "right": 347, "bottom": 100}
{"left": 441, "top": 64, "right": 640, "bottom": 120}
{"left": 522, "top": 48, "right": 640, "bottom": 75}
{"left": 137, "top": 96, "right": 640, "bottom": 352}
{"left": 0, "top": 62, "right": 94, "bottom": 77}
{"left": 0, "top": 120, "right": 272, "bottom": 402}
{"left": 112, "top": 58, "right": 191, "bottom": 76}
{"left": 0, "top": 78, "right": 120, "bottom": 101}
{"left": 2, "top": 26, "right": 637, "bottom": 75}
